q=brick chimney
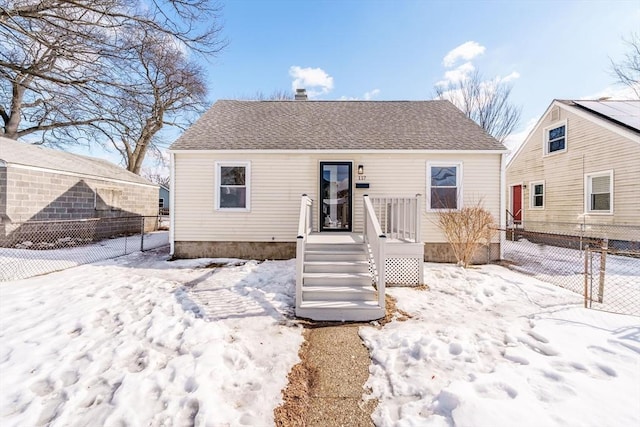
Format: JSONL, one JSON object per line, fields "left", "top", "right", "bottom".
{"left": 295, "top": 88, "right": 307, "bottom": 101}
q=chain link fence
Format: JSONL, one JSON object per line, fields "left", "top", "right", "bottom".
{"left": 500, "top": 224, "right": 639, "bottom": 316}
{"left": 0, "top": 216, "right": 169, "bottom": 282}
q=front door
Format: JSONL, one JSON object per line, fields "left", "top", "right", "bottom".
{"left": 320, "top": 162, "right": 352, "bottom": 232}
{"left": 511, "top": 185, "right": 522, "bottom": 224}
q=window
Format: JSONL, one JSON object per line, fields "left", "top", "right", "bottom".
{"left": 585, "top": 171, "right": 613, "bottom": 214}
{"left": 530, "top": 181, "right": 544, "bottom": 209}
{"left": 427, "top": 162, "right": 462, "bottom": 210}
{"left": 159, "top": 198, "right": 165, "bottom": 208}
{"left": 216, "top": 161, "right": 250, "bottom": 211}
{"left": 544, "top": 120, "right": 567, "bottom": 155}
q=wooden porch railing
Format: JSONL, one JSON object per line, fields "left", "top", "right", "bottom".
{"left": 295, "top": 194, "right": 313, "bottom": 309}
{"left": 370, "top": 195, "right": 422, "bottom": 242}
{"left": 363, "top": 195, "right": 386, "bottom": 311}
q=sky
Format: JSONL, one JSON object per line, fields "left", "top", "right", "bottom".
{"left": 73, "top": 0, "right": 640, "bottom": 173}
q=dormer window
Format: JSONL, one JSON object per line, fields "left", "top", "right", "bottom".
{"left": 543, "top": 120, "right": 567, "bottom": 155}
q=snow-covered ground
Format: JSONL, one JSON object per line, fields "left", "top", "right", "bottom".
{"left": 361, "top": 263, "right": 640, "bottom": 427}
{"left": 1, "top": 247, "right": 638, "bottom": 427}
{"left": 0, "top": 231, "right": 169, "bottom": 282}
{"left": 0, "top": 249, "right": 302, "bottom": 426}
{"left": 504, "top": 238, "right": 640, "bottom": 315}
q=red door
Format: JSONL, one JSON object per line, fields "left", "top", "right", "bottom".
{"left": 512, "top": 185, "right": 522, "bottom": 224}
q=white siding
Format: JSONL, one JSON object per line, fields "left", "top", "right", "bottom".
{"left": 174, "top": 152, "right": 502, "bottom": 243}
{"left": 507, "top": 105, "right": 640, "bottom": 236}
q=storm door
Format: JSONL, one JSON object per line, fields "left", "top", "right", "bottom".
{"left": 320, "top": 162, "right": 352, "bottom": 232}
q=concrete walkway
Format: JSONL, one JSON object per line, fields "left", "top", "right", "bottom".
{"left": 305, "top": 324, "right": 376, "bottom": 426}
{"left": 275, "top": 322, "right": 376, "bottom": 426}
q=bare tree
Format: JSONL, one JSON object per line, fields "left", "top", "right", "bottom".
{"left": 93, "top": 30, "right": 208, "bottom": 173}
{"left": 0, "top": 0, "right": 224, "bottom": 172}
{"left": 610, "top": 32, "right": 640, "bottom": 99}
{"left": 241, "top": 89, "right": 294, "bottom": 100}
{"left": 144, "top": 172, "right": 170, "bottom": 188}
{"left": 434, "top": 70, "right": 521, "bottom": 143}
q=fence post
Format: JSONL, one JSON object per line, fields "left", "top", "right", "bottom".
{"left": 140, "top": 217, "right": 145, "bottom": 252}
{"left": 584, "top": 245, "right": 589, "bottom": 308}
{"left": 597, "top": 238, "right": 608, "bottom": 303}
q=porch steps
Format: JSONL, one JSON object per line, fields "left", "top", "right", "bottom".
{"left": 304, "top": 260, "right": 370, "bottom": 273}
{"left": 298, "top": 300, "right": 384, "bottom": 322}
{"left": 296, "top": 239, "right": 384, "bottom": 322}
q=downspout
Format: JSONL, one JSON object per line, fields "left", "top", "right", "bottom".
{"left": 499, "top": 152, "right": 506, "bottom": 260}
{"left": 169, "top": 151, "right": 175, "bottom": 256}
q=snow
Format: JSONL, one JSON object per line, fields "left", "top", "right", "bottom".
{"left": 361, "top": 263, "right": 640, "bottom": 427}
{"left": 1, "top": 245, "right": 638, "bottom": 427}
{"left": 0, "top": 249, "right": 303, "bottom": 426}
{"left": 504, "top": 238, "right": 640, "bottom": 315}
{"left": 0, "top": 231, "right": 169, "bottom": 281}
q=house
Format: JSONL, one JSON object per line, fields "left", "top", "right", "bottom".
{"left": 169, "top": 91, "right": 507, "bottom": 320}
{"left": 506, "top": 99, "right": 640, "bottom": 246}
{"left": 0, "top": 137, "right": 159, "bottom": 246}
{"left": 159, "top": 185, "right": 170, "bottom": 214}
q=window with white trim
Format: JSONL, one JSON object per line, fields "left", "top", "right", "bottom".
{"left": 543, "top": 120, "right": 567, "bottom": 155}
{"left": 216, "top": 161, "right": 251, "bottom": 211}
{"left": 585, "top": 171, "right": 613, "bottom": 213}
{"left": 530, "top": 181, "right": 544, "bottom": 209}
{"left": 427, "top": 162, "right": 462, "bottom": 210}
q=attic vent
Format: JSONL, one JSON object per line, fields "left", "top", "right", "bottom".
{"left": 551, "top": 106, "right": 560, "bottom": 121}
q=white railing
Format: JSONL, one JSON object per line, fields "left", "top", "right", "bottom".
{"left": 370, "top": 195, "right": 422, "bottom": 242}
{"left": 363, "top": 195, "right": 386, "bottom": 311}
{"left": 295, "top": 194, "right": 313, "bottom": 309}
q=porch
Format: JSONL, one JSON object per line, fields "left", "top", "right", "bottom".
{"left": 295, "top": 195, "right": 425, "bottom": 321}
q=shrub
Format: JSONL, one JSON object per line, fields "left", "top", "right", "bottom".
{"left": 436, "top": 203, "right": 496, "bottom": 268}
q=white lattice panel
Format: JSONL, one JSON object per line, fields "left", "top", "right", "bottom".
{"left": 385, "top": 257, "right": 421, "bottom": 285}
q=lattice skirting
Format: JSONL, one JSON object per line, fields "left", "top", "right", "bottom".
{"left": 385, "top": 257, "right": 422, "bottom": 286}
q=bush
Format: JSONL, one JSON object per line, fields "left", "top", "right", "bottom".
{"left": 436, "top": 203, "right": 496, "bottom": 268}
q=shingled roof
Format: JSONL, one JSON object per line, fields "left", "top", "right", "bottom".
{"left": 0, "top": 137, "right": 154, "bottom": 186}
{"left": 170, "top": 100, "right": 506, "bottom": 151}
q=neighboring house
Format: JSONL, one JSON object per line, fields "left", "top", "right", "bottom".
{"left": 159, "top": 185, "right": 170, "bottom": 214}
{"left": 0, "top": 137, "right": 159, "bottom": 246}
{"left": 506, "top": 99, "right": 640, "bottom": 245}
{"left": 169, "top": 91, "right": 507, "bottom": 320}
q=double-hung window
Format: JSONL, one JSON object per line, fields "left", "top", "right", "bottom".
{"left": 530, "top": 181, "right": 544, "bottom": 209}
{"left": 585, "top": 170, "right": 613, "bottom": 214}
{"left": 216, "top": 161, "right": 250, "bottom": 211}
{"left": 544, "top": 120, "right": 567, "bottom": 155}
{"left": 427, "top": 162, "right": 462, "bottom": 210}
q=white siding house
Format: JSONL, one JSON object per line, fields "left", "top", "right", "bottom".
{"left": 506, "top": 99, "right": 640, "bottom": 245}
{"left": 169, "top": 93, "right": 507, "bottom": 320}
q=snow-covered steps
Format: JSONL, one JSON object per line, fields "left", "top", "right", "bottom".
{"left": 295, "top": 233, "right": 384, "bottom": 322}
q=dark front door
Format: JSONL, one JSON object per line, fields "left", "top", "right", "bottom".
{"left": 320, "top": 162, "right": 352, "bottom": 231}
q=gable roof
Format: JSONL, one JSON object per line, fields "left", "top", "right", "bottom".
{"left": 507, "top": 99, "right": 640, "bottom": 168}
{"left": 557, "top": 99, "right": 639, "bottom": 132}
{"left": 170, "top": 100, "right": 506, "bottom": 151}
{"left": 0, "top": 137, "right": 154, "bottom": 187}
